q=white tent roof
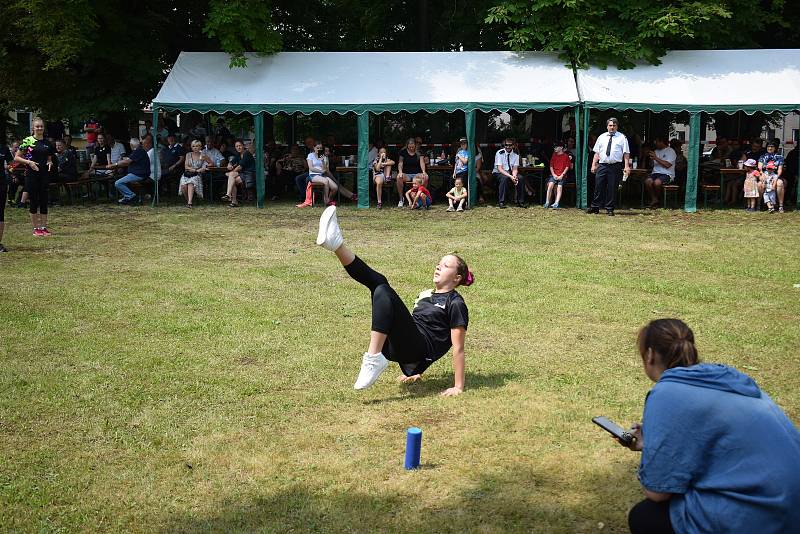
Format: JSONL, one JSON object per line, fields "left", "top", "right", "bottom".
{"left": 576, "top": 49, "right": 800, "bottom": 113}
{"left": 153, "top": 51, "right": 580, "bottom": 114}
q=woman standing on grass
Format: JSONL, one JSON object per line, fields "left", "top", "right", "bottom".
{"left": 315, "top": 205, "right": 472, "bottom": 395}
{"left": 620, "top": 318, "right": 800, "bottom": 534}
{"left": 14, "top": 117, "right": 54, "bottom": 236}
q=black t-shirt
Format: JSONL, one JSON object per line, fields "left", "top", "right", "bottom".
{"left": 0, "top": 144, "right": 13, "bottom": 180}
{"left": 411, "top": 289, "right": 469, "bottom": 368}
{"left": 231, "top": 151, "right": 255, "bottom": 173}
{"left": 164, "top": 143, "right": 186, "bottom": 168}
{"left": 400, "top": 149, "right": 422, "bottom": 174}
{"left": 128, "top": 147, "right": 150, "bottom": 178}
{"left": 21, "top": 138, "right": 55, "bottom": 178}
{"left": 56, "top": 149, "right": 78, "bottom": 179}
{"left": 745, "top": 149, "right": 766, "bottom": 162}
{"left": 94, "top": 145, "right": 111, "bottom": 166}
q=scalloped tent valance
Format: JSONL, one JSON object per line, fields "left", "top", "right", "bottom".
{"left": 153, "top": 50, "right": 800, "bottom": 116}
{"left": 152, "top": 51, "right": 581, "bottom": 114}
{"left": 576, "top": 49, "right": 800, "bottom": 115}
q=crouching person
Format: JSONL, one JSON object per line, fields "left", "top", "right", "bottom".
{"left": 620, "top": 319, "right": 800, "bottom": 534}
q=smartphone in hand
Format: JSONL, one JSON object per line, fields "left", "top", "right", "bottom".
{"left": 592, "top": 416, "right": 634, "bottom": 445}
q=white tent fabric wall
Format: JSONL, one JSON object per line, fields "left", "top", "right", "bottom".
{"left": 576, "top": 49, "right": 800, "bottom": 113}
{"left": 153, "top": 51, "right": 581, "bottom": 114}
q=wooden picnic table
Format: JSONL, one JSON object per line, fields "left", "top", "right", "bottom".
{"left": 205, "top": 166, "right": 229, "bottom": 200}
{"left": 717, "top": 168, "right": 747, "bottom": 207}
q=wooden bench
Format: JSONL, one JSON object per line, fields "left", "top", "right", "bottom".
{"left": 310, "top": 182, "right": 327, "bottom": 206}
{"left": 700, "top": 184, "right": 721, "bottom": 208}
{"left": 663, "top": 184, "right": 681, "bottom": 209}
{"left": 563, "top": 182, "right": 576, "bottom": 207}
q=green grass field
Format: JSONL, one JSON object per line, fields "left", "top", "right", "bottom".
{"left": 1, "top": 202, "right": 799, "bottom": 533}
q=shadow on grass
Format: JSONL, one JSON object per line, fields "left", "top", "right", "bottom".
{"left": 162, "top": 462, "right": 638, "bottom": 533}
{"left": 364, "top": 371, "right": 519, "bottom": 404}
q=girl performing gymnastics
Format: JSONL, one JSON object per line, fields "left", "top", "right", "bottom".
{"left": 316, "top": 206, "right": 473, "bottom": 396}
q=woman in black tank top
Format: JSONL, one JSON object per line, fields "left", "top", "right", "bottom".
{"left": 396, "top": 137, "right": 429, "bottom": 207}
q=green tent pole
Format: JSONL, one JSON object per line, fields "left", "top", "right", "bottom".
{"left": 581, "top": 105, "right": 590, "bottom": 208}
{"left": 255, "top": 112, "right": 265, "bottom": 208}
{"left": 574, "top": 105, "right": 582, "bottom": 208}
{"left": 151, "top": 108, "right": 159, "bottom": 207}
{"left": 684, "top": 112, "right": 701, "bottom": 212}
{"left": 466, "top": 109, "right": 477, "bottom": 207}
{"left": 357, "top": 112, "right": 369, "bottom": 209}
{"left": 796, "top": 114, "right": 800, "bottom": 209}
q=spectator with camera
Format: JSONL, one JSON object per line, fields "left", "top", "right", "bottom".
{"left": 618, "top": 319, "right": 800, "bottom": 534}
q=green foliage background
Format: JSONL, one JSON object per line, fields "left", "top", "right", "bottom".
{"left": 0, "top": 0, "right": 797, "bottom": 132}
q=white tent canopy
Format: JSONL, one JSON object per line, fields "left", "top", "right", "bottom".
{"left": 152, "top": 51, "right": 581, "bottom": 114}
{"left": 576, "top": 49, "right": 800, "bottom": 113}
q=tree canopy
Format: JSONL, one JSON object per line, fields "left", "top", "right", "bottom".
{"left": 487, "top": 0, "right": 800, "bottom": 68}
{"left": 0, "top": 0, "right": 797, "bottom": 120}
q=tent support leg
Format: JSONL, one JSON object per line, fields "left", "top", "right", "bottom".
{"left": 574, "top": 106, "right": 582, "bottom": 208}
{"left": 796, "top": 112, "right": 800, "bottom": 210}
{"left": 151, "top": 108, "right": 159, "bottom": 207}
{"left": 466, "top": 109, "right": 477, "bottom": 207}
{"left": 357, "top": 112, "right": 369, "bottom": 208}
{"left": 684, "top": 112, "right": 700, "bottom": 212}
{"left": 581, "top": 106, "right": 590, "bottom": 209}
{"left": 255, "top": 112, "right": 265, "bottom": 208}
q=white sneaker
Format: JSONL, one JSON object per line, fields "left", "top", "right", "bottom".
{"left": 354, "top": 352, "right": 389, "bottom": 390}
{"left": 397, "top": 199, "right": 404, "bottom": 208}
{"left": 316, "top": 205, "right": 344, "bottom": 251}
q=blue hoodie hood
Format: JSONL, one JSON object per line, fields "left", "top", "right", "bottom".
{"left": 658, "top": 363, "right": 762, "bottom": 398}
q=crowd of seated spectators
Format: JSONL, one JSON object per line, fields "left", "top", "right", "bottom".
{"left": 5, "top": 118, "right": 797, "bottom": 213}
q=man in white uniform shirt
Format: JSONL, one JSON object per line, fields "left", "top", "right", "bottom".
{"left": 589, "top": 117, "right": 630, "bottom": 215}
{"left": 493, "top": 138, "right": 525, "bottom": 208}
{"left": 644, "top": 136, "right": 676, "bottom": 208}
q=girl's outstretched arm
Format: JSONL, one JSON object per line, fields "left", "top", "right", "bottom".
{"left": 442, "top": 327, "right": 466, "bottom": 396}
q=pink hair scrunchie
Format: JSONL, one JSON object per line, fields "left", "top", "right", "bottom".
{"left": 464, "top": 270, "right": 475, "bottom": 286}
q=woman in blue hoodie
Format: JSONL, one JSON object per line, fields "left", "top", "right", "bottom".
{"left": 623, "top": 318, "right": 800, "bottom": 534}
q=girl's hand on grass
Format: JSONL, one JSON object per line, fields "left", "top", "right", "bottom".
{"left": 398, "top": 374, "right": 422, "bottom": 383}
{"left": 441, "top": 387, "right": 463, "bottom": 397}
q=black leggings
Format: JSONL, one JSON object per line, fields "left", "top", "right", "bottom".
{"left": 628, "top": 499, "right": 675, "bottom": 534}
{"left": 25, "top": 173, "right": 49, "bottom": 215}
{"left": 344, "top": 256, "right": 429, "bottom": 375}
